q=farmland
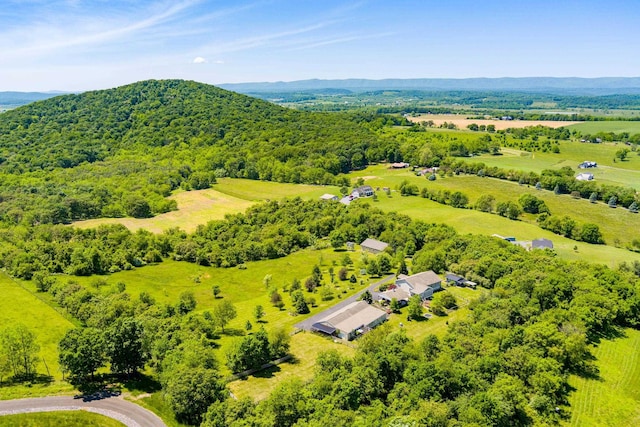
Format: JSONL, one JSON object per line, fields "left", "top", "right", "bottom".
{"left": 407, "top": 113, "right": 579, "bottom": 130}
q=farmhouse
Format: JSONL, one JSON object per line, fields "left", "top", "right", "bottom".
{"left": 578, "top": 161, "right": 597, "bottom": 169}
{"left": 393, "top": 271, "right": 442, "bottom": 300}
{"left": 576, "top": 173, "right": 594, "bottom": 181}
{"left": 352, "top": 185, "right": 375, "bottom": 198}
{"left": 532, "top": 238, "right": 554, "bottom": 250}
{"left": 360, "top": 238, "right": 389, "bottom": 254}
{"left": 377, "top": 287, "right": 411, "bottom": 305}
{"left": 319, "top": 193, "right": 339, "bottom": 201}
{"left": 390, "top": 162, "right": 409, "bottom": 169}
{"left": 311, "top": 300, "right": 388, "bottom": 341}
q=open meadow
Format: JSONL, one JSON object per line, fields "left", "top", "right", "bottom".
{"left": 567, "top": 121, "right": 640, "bottom": 135}
{"left": 469, "top": 141, "right": 640, "bottom": 189}
{"left": 73, "top": 188, "right": 255, "bottom": 233}
{"left": 565, "top": 328, "right": 640, "bottom": 427}
{"left": 0, "top": 273, "right": 75, "bottom": 399}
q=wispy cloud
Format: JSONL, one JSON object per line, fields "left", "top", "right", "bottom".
{"left": 0, "top": 0, "right": 203, "bottom": 61}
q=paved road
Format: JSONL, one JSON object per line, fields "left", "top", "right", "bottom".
{"left": 294, "top": 274, "right": 395, "bottom": 331}
{"left": 0, "top": 395, "right": 166, "bottom": 427}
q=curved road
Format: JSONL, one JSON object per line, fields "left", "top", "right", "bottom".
{"left": 0, "top": 395, "right": 166, "bottom": 427}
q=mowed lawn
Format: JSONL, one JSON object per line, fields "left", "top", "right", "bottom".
{"left": 74, "top": 188, "right": 255, "bottom": 233}
{"left": 0, "top": 411, "right": 125, "bottom": 427}
{"left": 0, "top": 273, "right": 75, "bottom": 399}
{"left": 214, "top": 178, "right": 341, "bottom": 202}
{"left": 565, "top": 328, "right": 640, "bottom": 427}
{"left": 228, "top": 332, "right": 355, "bottom": 401}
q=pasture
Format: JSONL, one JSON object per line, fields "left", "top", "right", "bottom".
{"left": 0, "top": 273, "right": 74, "bottom": 399}
{"left": 567, "top": 121, "right": 640, "bottom": 135}
{"left": 565, "top": 328, "right": 640, "bottom": 427}
{"left": 470, "top": 141, "right": 640, "bottom": 189}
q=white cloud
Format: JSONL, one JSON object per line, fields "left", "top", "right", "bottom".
{"left": 193, "top": 56, "right": 207, "bottom": 64}
{"left": 214, "top": 60, "right": 224, "bottom": 64}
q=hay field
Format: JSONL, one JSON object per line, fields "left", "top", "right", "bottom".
{"left": 74, "top": 188, "right": 255, "bottom": 233}
{"left": 407, "top": 114, "right": 578, "bottom": 130}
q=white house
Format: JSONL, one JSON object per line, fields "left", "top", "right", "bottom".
{"left": 319, "top": 193, "right": 339, "bottom": 201}
{"left": 379, "top": 271, "right": 442, "bottom": 303}
{"left": 576, "top": 173, "right": 594, "bottom": 181}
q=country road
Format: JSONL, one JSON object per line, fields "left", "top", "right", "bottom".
{"left": 294, "top": 274, "right": 395, "bottom": 331}
{"left": 0, "top": 395, "right": 166, "bottom": 427}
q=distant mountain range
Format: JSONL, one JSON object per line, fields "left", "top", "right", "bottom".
{"left": 0, "top": 91, "right": 64, "bottom": 108}
{"left": 219, "top": 77, "right": 640, "bottom": 95}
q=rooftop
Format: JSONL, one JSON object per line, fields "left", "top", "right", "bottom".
{"left": 321, "top": 301, "right": 387, "bottom": 333}
{"left": 360, "top": 238, "right": 389, "bottom": 252}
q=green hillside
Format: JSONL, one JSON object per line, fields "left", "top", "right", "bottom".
{"left": 0, "top": 79, "right": 394, "bottom": 225}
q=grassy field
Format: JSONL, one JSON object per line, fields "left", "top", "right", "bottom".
{"left": 565, "top": 328, "right": 640, "bottom": 427}
{"left": 363, "top": 167, "right": 640, "bottom": 248}
{"left": 349, "top": 165, "right": 640, "bottom": 265}
{"left": 74, "top": 188, "right": 255, "bottom": 233}
{"left": 0, "top": 273, "right": 75, "bottom": 400}
{"left": 213, "top": 178, "right": 340, "bottom": 201}
{"left": 0, "top": 411, "right": 125, "bottom": 426}
{"left": 228, "top": 332, "right": 355, "bottom": 401}
{"left": 567, "top": 121, "right": 640, "bottom": 135}
{"left": 468, "top": 142, "right": 640, "bottom": 189}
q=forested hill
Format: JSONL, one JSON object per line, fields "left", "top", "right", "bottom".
{"left": 0, "top": 79, "right": 397, "bottom": 225}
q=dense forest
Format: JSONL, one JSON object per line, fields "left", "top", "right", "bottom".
{"left": 0, "top": 80, "right": 399, "bottom": 225}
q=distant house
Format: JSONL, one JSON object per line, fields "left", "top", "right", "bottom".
{"left": 320, "top": 193, "right": 339, "bottom": 201}
{"left": 532, "top": 238, "right": 554, "bottom": 250}
{"left": 445, "top": 272, "right": 477, "bottom": 289}
{"left": 445, "top": 273, "right": 466, "bottom": 286}
{"left": 311, "top": 300, "right": 388, "bottom": 341}
{"left": 492, "top": 234, "right": 516, "bottom": 242}
{"left": 578, "top": 161, "right": 597, "bottom": 169}
{"left": 392, "top": 271, "right": 442, "bottom": 300}
{"left": 390, "top": 162, "right": 410, "bottom": 169}
{"left": 360, "top": 238, "right": 389, "bottom": 254}
{"left": 377, "top": 287, "right": 411, "bottom": 305}
{"left": 352, "top": 185, "right": 375, "bottom": 198}
{"left": 576, "top": 173, "right": 594, "bottom": 181}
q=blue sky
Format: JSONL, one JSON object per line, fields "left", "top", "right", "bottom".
{"left": 1, "top": 0, "right": 639, "bottom": 91}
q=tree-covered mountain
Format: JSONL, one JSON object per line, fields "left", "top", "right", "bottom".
{"left": 0, "top": 79, "right": 397, "bottom": 224}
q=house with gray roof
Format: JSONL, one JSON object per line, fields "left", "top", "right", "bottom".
{"left": 360, "top": 238, "right": 389, "bottom": 254}
{"left": 311, "top": 300, "right": 388, "bottom": 341}
{"left": 532, "top": 238, "right": 554, "bottom": 250}
{"left": 395, "top": 271, "right": 442, "bottom": 300}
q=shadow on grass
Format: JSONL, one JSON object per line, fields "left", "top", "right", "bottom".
{"left": 252, "top": 365, "right": 282, "bottom": 380}
{"left": 1, "top": 373, "right": 53, "bottom": 387}
{"left": 123, "top": 373, "right": 162, "bottom": 394}
{"left": 223, "top": 328, "right": 246, "bottom": 337}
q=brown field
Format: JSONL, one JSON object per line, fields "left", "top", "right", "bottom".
{"left": 73, "top": 188, "right": 255, "bottom": 233}
{"left": 407, "top": 114, "right": 579, "bottom": 130}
